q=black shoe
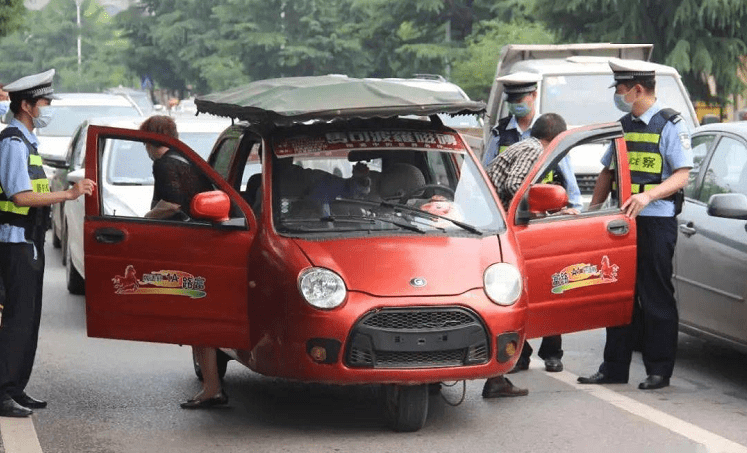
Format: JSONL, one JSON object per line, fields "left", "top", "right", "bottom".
{"left": 508, "top": 357, "right": 530, "bottom": 374}
{"left": 0, "top": 396, "right": 33, "bottom": 418}
{"left": 577, "top": 371, "right": 628, "bottom": 384}
{"left": 544, "top": 357, "right": 563, "bottom": 372}
{"left": 638, "top": 375, "right": 670, "bottom": 390}
{"left": 180, "top": 391, "right": 229, "bottom": 409}
{"left": 12, "top": 393, "right": 47, "bottom": 409}
{"left": 481, "top": 377, "right": 529, "bottom": 398}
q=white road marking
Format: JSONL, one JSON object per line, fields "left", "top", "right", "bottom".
{"left": 532, "top": 362, "right": 747, "bottom": 453}
{"left": 0, "top": 416, "right": 43, "bottom": 453}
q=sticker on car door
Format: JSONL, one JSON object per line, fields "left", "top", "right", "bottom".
{"left": 551, "top": 255, "right": 619, "bottom": 294}
{"left": 112, "top": 265, "right": 207, "bottom": 298}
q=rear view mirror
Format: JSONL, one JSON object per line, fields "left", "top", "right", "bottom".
{"left": 707, "top": 193, "right": 747, "bottom": 220}
{"left": 526, "top": 183, "right": 568, "bottom": 214}
{"left": 191, "top": 190, "right": 230, "bottom": 222}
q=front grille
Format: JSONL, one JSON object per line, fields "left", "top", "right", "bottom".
{"left": 346, "top": 307, "right": 489, "bottom": 369}
{"left": 362, "top": 310, "right": 476, "bottom": 330}
{"left": 576, "top": 173, "right": 598, "bottom": 194}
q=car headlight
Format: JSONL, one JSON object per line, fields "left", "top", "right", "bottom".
{"left": 298, "top": 267, "right": 347, "bottom": 310}
{"left": 484, "top": 263, "right": 522, "bottom": 306}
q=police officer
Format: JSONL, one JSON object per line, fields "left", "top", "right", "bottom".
{"left": 578, "top": 59, "right": 692, "bottom": 390}
{"left": 0, "top": 69, "right": 95, "bottom": 417}
{"left": 484, "top": 72, "right": 581, "bottom": 375}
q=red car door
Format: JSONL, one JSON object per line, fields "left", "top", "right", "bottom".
{"left": 510, "top": 123, "right": 636, "bottom": 338}
{"left": 83, "top": 126, "right": 256, "bottom": 349}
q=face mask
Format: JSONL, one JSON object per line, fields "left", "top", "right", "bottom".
{"left": 32, "top": 106, "right": 53, "bottom": 128}
{"left": 613, "top": 88, "right": 635, "bottom": 113}
{"left": 508, "top": 102, "right": 531, "bottom": 118}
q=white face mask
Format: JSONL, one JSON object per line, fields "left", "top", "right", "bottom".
{"left": 32, "top": 105, "right": 53, "bottom": 129}
{"left": 613, "top": 88, "right": 635, "bottom": 113}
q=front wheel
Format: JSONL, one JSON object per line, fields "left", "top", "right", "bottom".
{"left": 383, "top": 384, "right": 429, "bottom": 432}
{"left": 65, "top": 239, "right": 85, "bottom": 295}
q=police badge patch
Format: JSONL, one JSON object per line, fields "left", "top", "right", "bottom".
{"left": 678, "top": 132, "right": 691, "bottom": 150}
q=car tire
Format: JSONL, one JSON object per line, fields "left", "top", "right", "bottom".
{"left": 60, "top": 220, "right": 68, "bottom": 265}
{"left": 65, "top": 238, "right": 85, "bottom": 295}
{"left": 383, "top": 384, "right": 429, "bottom": 432}
{"left": 51, "top": 219, "right": 61, "bottom": 249}
{"left": 192, "top": 348, "right": 230, "bottom": 381}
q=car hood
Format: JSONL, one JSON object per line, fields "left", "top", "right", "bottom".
{"left": 293, "top": 235, "right": 502, "bottom": 297}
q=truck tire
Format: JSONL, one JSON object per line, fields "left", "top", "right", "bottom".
{"left": 383, "top": 384, "right": 429, "bottom": 432}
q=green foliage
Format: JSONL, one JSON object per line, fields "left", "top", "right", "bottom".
{"left": 0, "top": 0, "right": 26, "bottom": 38}
{"left": 533, "top": 0, "right": 747, "bottom": 103}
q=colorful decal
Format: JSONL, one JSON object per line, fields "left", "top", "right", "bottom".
{"left": 112, "top": 265, "right": 206, "bottom": 299}
{"left": 551, "top": 256, "right": 619, "bottom": 294}
{"left": 274, "top": 130, "right": 465, "bottom": 156}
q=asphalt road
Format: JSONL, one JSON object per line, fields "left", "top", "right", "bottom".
{"left": 2, "top": 234, "right": 747, "bottom": 453}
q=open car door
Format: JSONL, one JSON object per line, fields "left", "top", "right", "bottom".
{"left": 83, "top": 126, "right": 256, "bottom": 349}
{"left": 510, "top": 123, "right": 636, "bottom": 338}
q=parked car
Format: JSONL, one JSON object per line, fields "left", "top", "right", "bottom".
{"left": 81, "top": 76, "right": 638, "bottom": 431}
{"left": 674, "top": 122, "right": 747, "bottom": 353}
{"left": 483, "top": 43, "right": 699, "bottom": 205}
{"left": 36, "top": 92, "right": 144, "bottom": 162}
{"left": 58, "top": 115, "right": 231, "bottom": 294}
{"left": 105, "top": 87, "right": 158, "bottom": 114}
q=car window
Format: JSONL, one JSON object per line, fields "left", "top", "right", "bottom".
{"left": 36, "top": 105, "right": 141, "bottom": 137}
{"left": 698, "top": 136, "right": 747, "bottom": 202}
{"left": 72, "top": 125, "right": 87, "bottom": 168}
{"left": 686, "top": 133, "right": 717, "bottom": 198}
{"left": 210, "top": 137, "right": 239, "bottom": 179}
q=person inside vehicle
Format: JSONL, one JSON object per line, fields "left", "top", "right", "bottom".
{"left": 138, "top": 115, "right": 227, "bottom": 409}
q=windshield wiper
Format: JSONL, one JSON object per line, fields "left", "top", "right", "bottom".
{"left": 319, "top": 214, "right": 426, "bottom": 234}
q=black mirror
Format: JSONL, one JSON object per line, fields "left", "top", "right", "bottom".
{"left": 707, "top": 193, "right": 747, "bottom": 220}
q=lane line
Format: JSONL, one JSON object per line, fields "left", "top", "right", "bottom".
{"left": 531, "top": 362, "right": 747, "bottom": 453}
{"left": 0, "top": 417, "right": 43, "bottom": 453}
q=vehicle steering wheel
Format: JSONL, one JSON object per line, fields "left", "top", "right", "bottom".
{"left": 398, "top": 184, "right": 455, "bottom": 204}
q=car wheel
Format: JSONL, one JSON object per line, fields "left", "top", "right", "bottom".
{"left": 51, "top": 217, "right": 61, "bottom": 249}
{"left": 191, "top": 348, "right": 230, "bottom": 381}
{"left": 382, "top": 384, "right": 429, "bottom": 432}
{"left": 60, "top": 220, "right": 68, "bottom": 265}
{"left": 65, "top": 238, "right": 85, "bottom": 295}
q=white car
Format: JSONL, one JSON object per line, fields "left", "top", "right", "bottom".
{"left": 36, "top": 92, "right": 144, "bottom": 161}
{"left": 62, "top": 116, "right": 232, "bottom": 294}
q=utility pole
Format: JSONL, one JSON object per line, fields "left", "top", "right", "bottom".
{"left": 75, "top": 0, "right": 83, "bottom": 74}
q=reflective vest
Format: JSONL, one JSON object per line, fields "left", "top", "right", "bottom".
{"left": 494, "top": 116, "right": 556, "bottom": 184}
{"left": 613, "top": 108, "right": 680, "bottom": 195}
{"left": 0, "top": 127, "right": 50, "bottom": 240}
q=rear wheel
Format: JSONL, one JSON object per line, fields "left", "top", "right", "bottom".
{"left": 65, "top": 238, "right": 85, "bottom": 295}
{"left": 383, "top": 384, "right": 429, "bottom": 432}
{"left": 192, "top": 348, "right": 230, "bottom": 381}
{"left": 51, "top": 217, "right": 61, "bottom": 248}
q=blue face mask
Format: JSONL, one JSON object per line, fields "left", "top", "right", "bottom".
{"left": 613, "top": 88, "right": 634, "bottom": 113}
{"left": 508, "top": 102, "right": 531, "bottom": 118}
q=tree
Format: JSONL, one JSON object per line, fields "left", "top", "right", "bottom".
{"left": 0, "top": 0, "right": 25, "bottom": 38}
{"left": 532, "top": 0, "right": 747, "bottom": 103}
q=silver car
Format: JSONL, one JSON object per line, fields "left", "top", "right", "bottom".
{"left": 675, "top": 122, "right": 747, "bottom": 353}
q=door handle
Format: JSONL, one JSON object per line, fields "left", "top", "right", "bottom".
{"left": 679, "top": 222, "right": 696, "bottom": 237}
{"left": 94, "top": 228, "right": 125, "bottom": 244}
{"left": 607, "top": 219, "right": 630, "bottom": 236}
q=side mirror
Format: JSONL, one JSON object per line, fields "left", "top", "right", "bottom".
{"left": 191, "top": 190, "right": 230, "bottom": 222}
{"left": 707, "top": 193, "right": 747, "bottom": 220}
{"left": 41, "top": 154, "right": 70, "bottom": 169}
{"left": 526, "top": 183, "right": 568, "bottom": 214}
{"left": 66, "top": 168, "right": 85, "bottom": 184}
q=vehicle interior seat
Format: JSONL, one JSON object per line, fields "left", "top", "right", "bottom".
{"left": 378, "top": 163, "right": 426, "bottom": 200}
{"left": 241, "top": 173, "right": 262, "bottom": 215}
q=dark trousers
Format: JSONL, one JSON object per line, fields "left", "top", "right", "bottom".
{"left": 600, "top": 216, "right": 678, "bottom": 380}
{"left": 0, "top": 239, "right": 45, "bottom": 398}
{"left": 519, "top": 335, "right": 563, "bottom": 362}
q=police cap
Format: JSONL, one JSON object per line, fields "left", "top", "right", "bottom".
{"left": 496, "top": 72, "right": 541, "bottom": 101}
{"left": 609, "top": 59, "right": 656, "bottom": 88}
{"left": 4, "top": 69, "right": 58, "bottom": 101}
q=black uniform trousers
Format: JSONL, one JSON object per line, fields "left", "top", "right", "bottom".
{"left": 599, "top": 216, "right": 678, "bottom": 381}
{"left": 0, "top": 236, "right": 45, "bottom": 399}
{"left": 518, "top": 335, "right": 562, "bottom": 363}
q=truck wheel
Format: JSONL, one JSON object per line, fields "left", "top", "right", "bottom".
{"left": 65, "top": 240, "right": 85, "bottom": 295}
{"left": 192, "top": 348, "right": 230, "bottom": 381}
{"left": 383, "top": 384, "right": 429, "bottom": 432}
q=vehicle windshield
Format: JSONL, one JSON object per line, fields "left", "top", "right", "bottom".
{"left": 541, "top": 74, "right": 697, "bottom": 129}
{"left": 271, "top": 129, "right": 504, "bottom": 236}
{"left": 37, "top": 105, "right": 141, "bottom": 136}
{"left": 106, "top": 132, "right": 218, "bottom": 185}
